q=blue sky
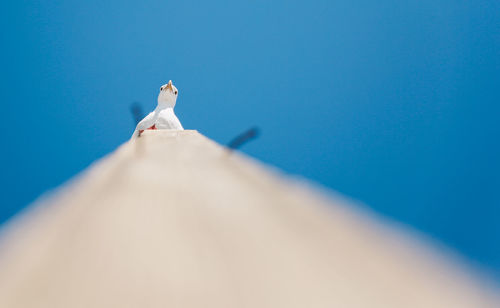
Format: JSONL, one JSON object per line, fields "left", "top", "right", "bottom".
{"left": 1, "top": 1, "right": 499, "bottom": 278}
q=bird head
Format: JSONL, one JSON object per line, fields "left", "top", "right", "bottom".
{"left": 158, "top": 80, "right": 179, "bottom": 108}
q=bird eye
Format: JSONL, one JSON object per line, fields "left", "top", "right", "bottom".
{"left": 174, "top": 90, "right": 178, "bottom": 95}
{"left": 160, "top": 87, "right": 163, "bottom": 91}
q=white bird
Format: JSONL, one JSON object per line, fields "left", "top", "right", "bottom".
{"left": 132, "top": 80, "right": 184, "bottom": 138}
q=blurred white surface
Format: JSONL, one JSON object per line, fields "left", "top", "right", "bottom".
{"left": 0, "top": 130, "right": 497, "bottom": 307}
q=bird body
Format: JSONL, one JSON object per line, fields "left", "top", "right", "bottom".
{"left": 132, "top": 80, "right": 183, "bottom": 138}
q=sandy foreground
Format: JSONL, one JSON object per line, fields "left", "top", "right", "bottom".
{"left": 0, "top": 130, "right": 497, "bottom": 307}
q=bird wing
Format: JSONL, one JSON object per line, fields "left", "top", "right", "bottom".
{"left": 131, "top": 111, "right": 156, "bottom": 138}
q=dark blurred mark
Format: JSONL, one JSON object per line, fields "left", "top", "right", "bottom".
{"left": 130, "top": 102, "right": 144, "bottom": 125}
{"left": 228, "top": 127, "right": 260, "bottom": 150}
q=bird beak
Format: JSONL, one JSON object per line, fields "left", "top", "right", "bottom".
{"left": 166, "top": 80, "right": 173, "bottom": 91}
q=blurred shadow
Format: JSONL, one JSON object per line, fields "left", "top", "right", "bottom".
{"left": 130, "top": 102, "right": 144, "bottom": 126}
{"left": 227, "top": 127, "right": 260, "bottom": 150}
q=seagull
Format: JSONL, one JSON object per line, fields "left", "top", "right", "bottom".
{"left": 132, "top": 80, "right": 184, "bottom": 138}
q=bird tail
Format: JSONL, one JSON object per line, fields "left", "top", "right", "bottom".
{"left": 130, "top": 129, "right": 140, "bottom": 140}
